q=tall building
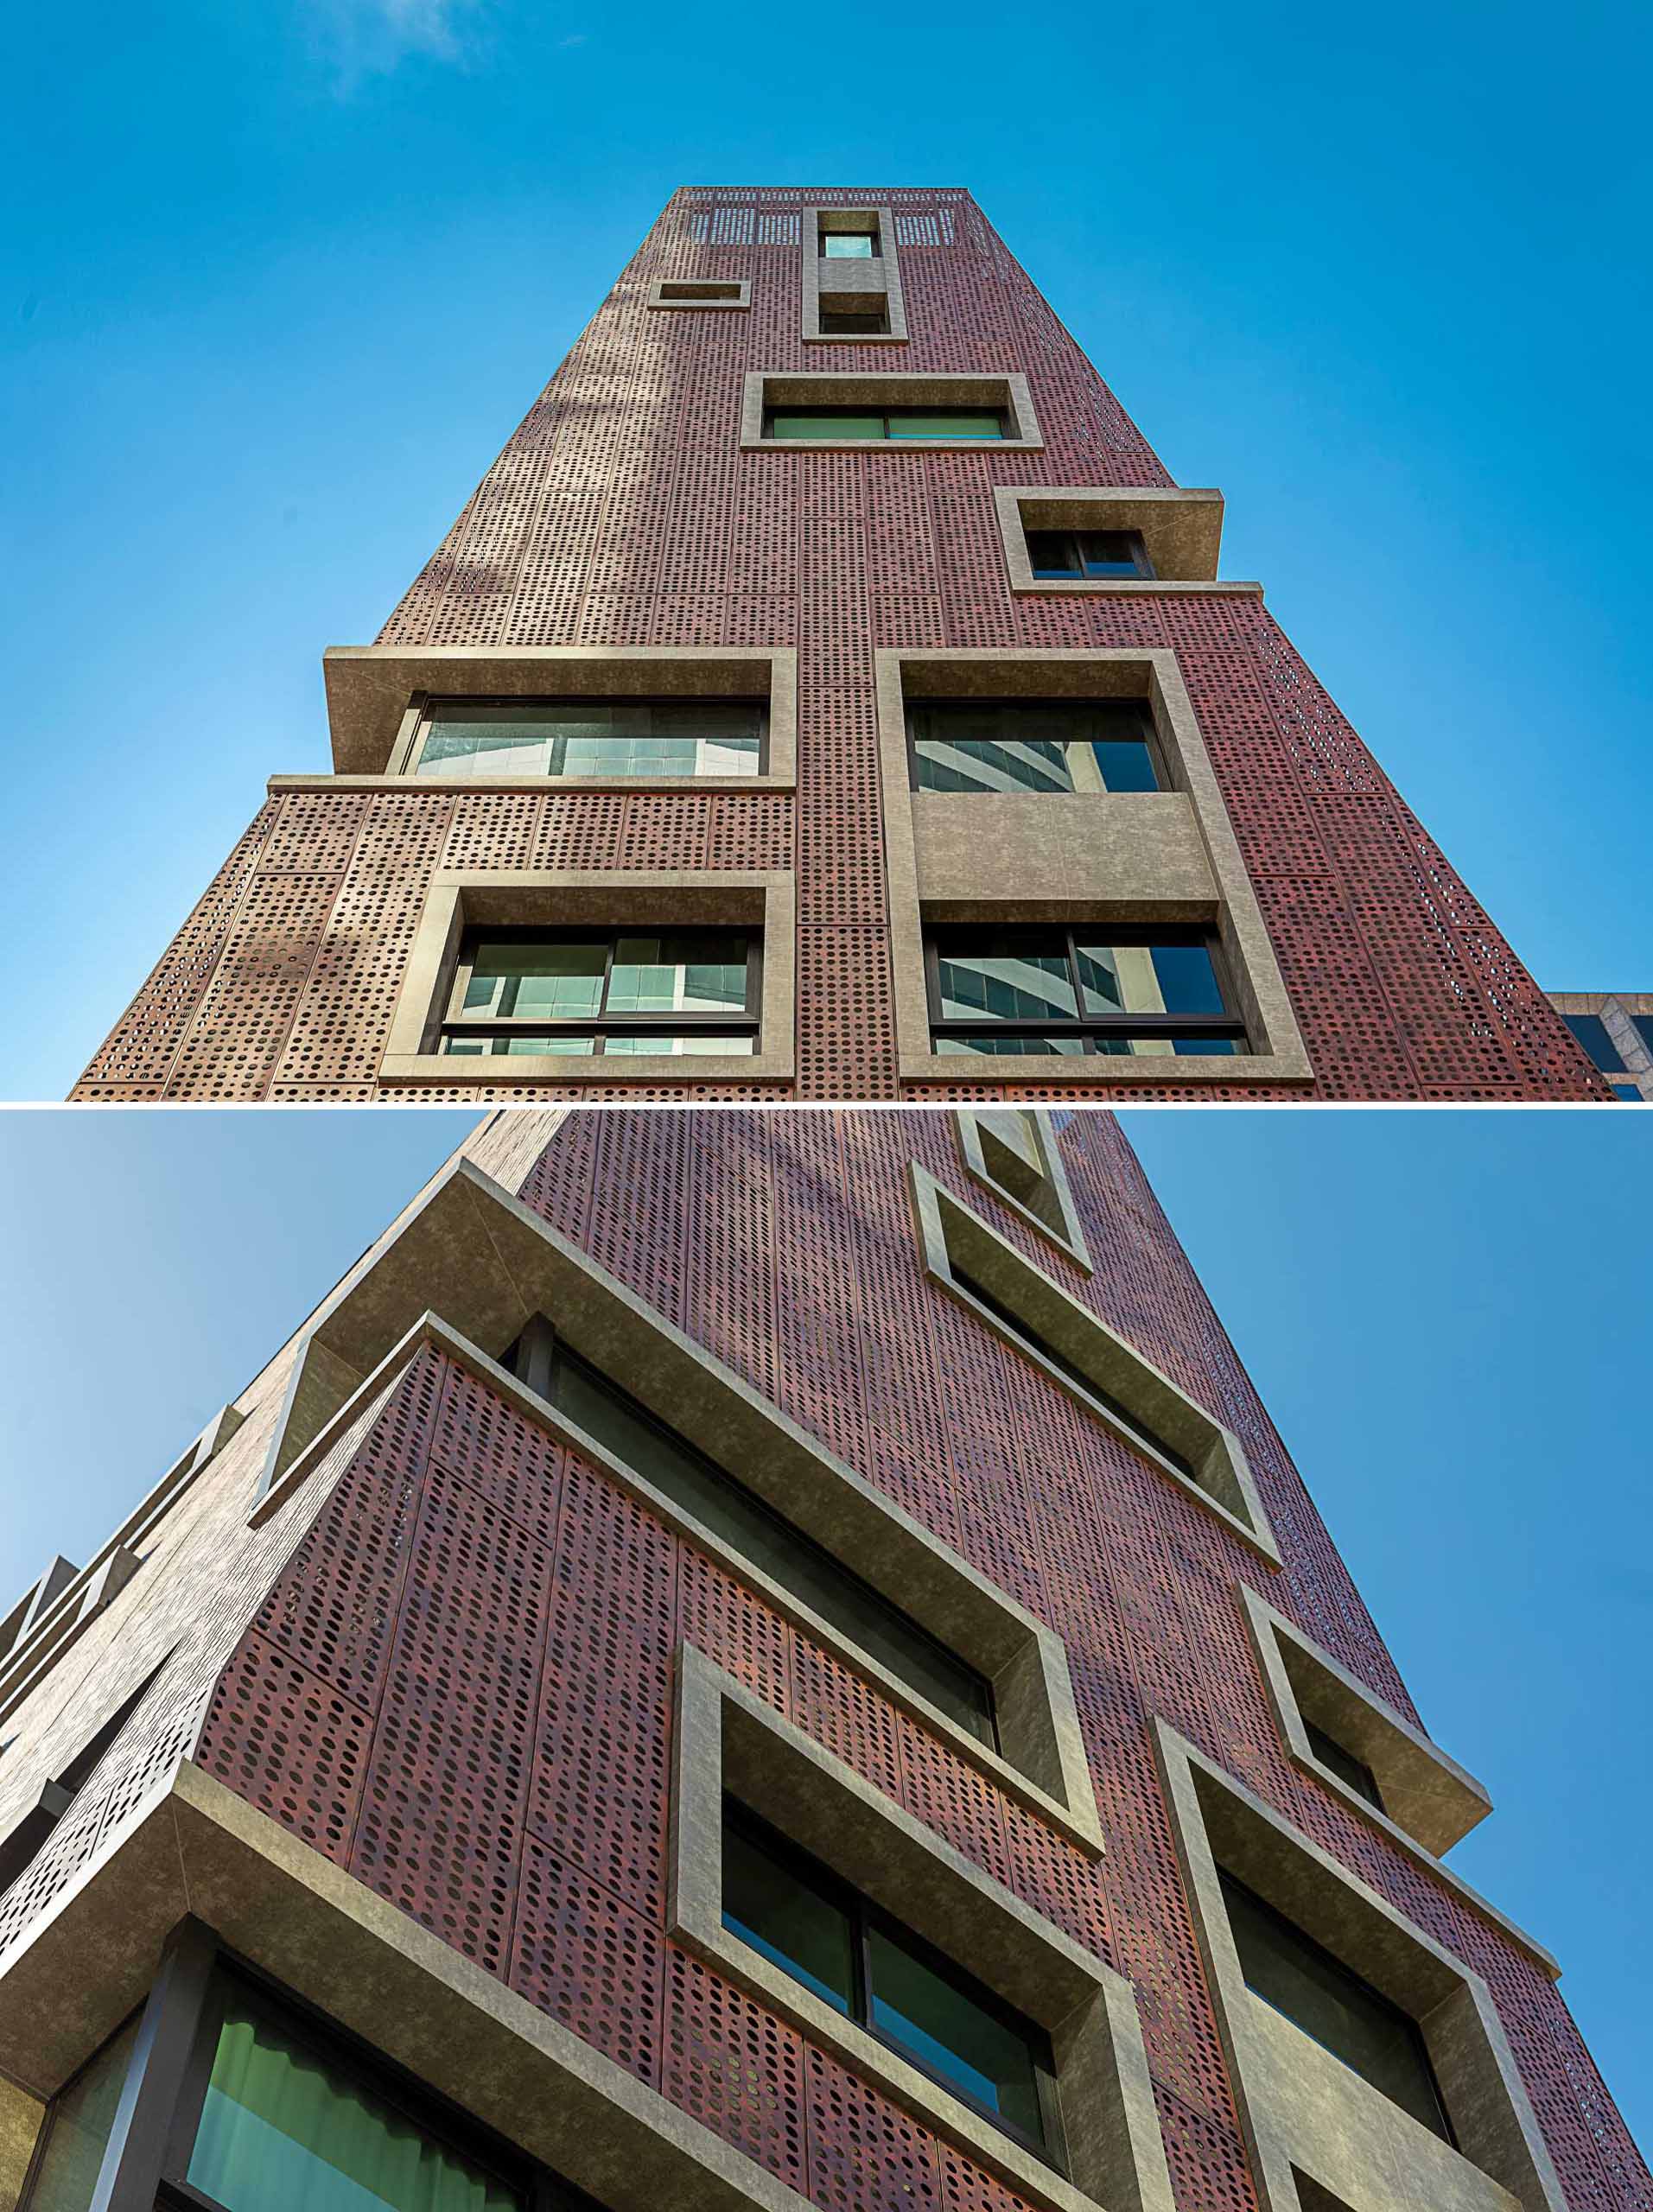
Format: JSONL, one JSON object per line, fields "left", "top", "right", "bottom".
{"left": 1, "top": 1108, "right": 1643, "bottom": 2212}
{"left": 1547, "top": 993, "right": 1653, "bottom": 1101}
{"left": 72, "top": 188, "right": 1603, "bottom": 1103}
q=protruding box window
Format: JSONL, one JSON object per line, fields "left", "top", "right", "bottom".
{"left": 955, "top": 1109, "right": 1091, "bottom": 1265}
{"left": 647, "top": 276, "right": 751, "bottom": 309}
{"left": 743, "top": 372, "right": 1041, "bottom": 448}
{"left": 400, "top": 697, "right": 766, "bottom": 781}
{"left": 803, "top": 207, "right": 907, "bottom": 342}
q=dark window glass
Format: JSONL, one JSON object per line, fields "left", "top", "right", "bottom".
{"left": 722, "top": 1808, "right": 1060, "bottom": 2163}
{"left": 541, "top": 1346, "right": 996, "bottom": 1747}
{"left": 908, "top": 701, "right": 1161, "bottom": 796}
{"left": 1610, "top": 1083, "right": 1643, "bottom": 1101}
{"left": 927, "top": 928, "right": 1245, "bottom": 1056}
{"left": 1219, "top": 1872, "right": 1453, "bottom": 2142}
{"left": 1024, "top": 529, "right": 1154, "bottom": 580}
{"left": 441, "top": 929, "right": 757, "bottom": 1056}
{"left": 818, "top": 308, "right": 891, "bottom": 334}
{"left": 1563, "top": 1014, "right": 1626, "bottom": 1072}
{"left": 413, "top": 699, "right": 764, "bottom": 780}
{"left": 23, "top": 2017, "right": 140, "bottom": 2212}
{"left": 1303, "top": 1719, "right": 1384, "bottom": 1812}
{"left": 766, "top": 407, "right": 1006, "bottom": 442}
{"left": 949, "top": 1265, "right": 1195, "bottom": 1480}
{"left": 1633, "top": 1015, "right": 1653, "bottom": 1057}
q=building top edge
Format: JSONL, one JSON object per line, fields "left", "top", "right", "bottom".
{"left": 677, "top": 185, "right": 975, "bottom": 200}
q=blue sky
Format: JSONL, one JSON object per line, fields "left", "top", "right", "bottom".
{"left": 3, "top": 0, "right": 1651, "bottom": 1096}
{"left": 0, "top": 1106, "right": 1646, "bottom": 2142}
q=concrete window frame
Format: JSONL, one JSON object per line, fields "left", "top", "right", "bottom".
{"left": 993, "top": 486, "right": 1262, "bottom": 596}
{"left": 378, "top": 870, "right": 796, "bottom": 1086}
{"left": 741, "top": 372, "right": 1043, "bottom": 451}
{"left": 1235, "top": 1588, "right": 1557, "bottom": 1977}
{"left": 802, "top": 207, "right": 908, "bottom": 343}
{"left": 955, "top": 1109, "right": 1092, "bottom": 1269}
{"left": 877, "top": 649, "right": 1312, "bottom": 1088}
{"left": 245, "top": 1158, "right": 1106, "bottom": 1853}
{"left": 911, "top": 1166, "right": 1281, "bottom": 1565}
{"left": 1152, "top": 1719, "right": 1567, "bottom": 2212}
{"left": 671, "top": 1646, "right": 1176, "bottom": 2212}
{"left": 317, "top": 645, "right": 798, "bottom": 782}
{"left": 648, "top": 276, "right": 752, "bottom": 309}
{"left": 0, "top": 1762, "right": 837, "bottom": 2212}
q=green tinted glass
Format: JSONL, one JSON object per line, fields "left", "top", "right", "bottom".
{"left": 768, "top": 413, "right": 886, "bottom": 439}
{"left": 887, "top": 411, "right": 1003, "bottom": 439}
{"left": 722, "top": 1823, "right": 855, "bottom": 2015}
{"left": 461, "top": 942, "right": 605, "bottom": 1020}
{"left": 25, "top": 2020, "right": 139, "bottom": 2212}
{"left": 867, "top": 1924, "right": 1046, "bottom": 2146}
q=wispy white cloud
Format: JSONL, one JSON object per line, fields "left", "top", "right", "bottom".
{"left": 306, "top": 0, "right": 493, "bottom": 88}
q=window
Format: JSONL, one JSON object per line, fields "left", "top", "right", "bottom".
{"left": 964, "top": 1109, "right": 1078, "bottom": 1247}
{"left": 0, "top": 1667, "right": 162, "bottom": 1901}
{"left": 722, "top": 1804, "right": 1061, "bottom": 2164}
{"left": 652, "top": 279, "right": 747, "bottom": 304}
{"left": 508, "top": 1321, "right": 996, "bottom": 1746}
{"left": 1219, "top": 1872, "right": 1453, "bottom": 2144}
{"left": 21, "top": 2015, "right": 140, "bottom": 2212}
{"left": 405, "top": 698, "right": 765, "bottom": 781}
{"left": 817, "top": 301, "right": 891, "bottom": 335}
{"left": 907, "top": 700, "right": 1163, "bottom": 796}
{"left": 925, "top": 927, "right": 1246, "bottom": 1056}
{"left": 947, "top": 1264, "right": 1195, "bottom": 1480}
{"left": 1562, "top": 1014, "right": 1626, "bottom": 1073}
{"left": 820, "top": 228, "right": 879, "bottom": 257}
{"left": 438, "top": 929, "right": 759, "bottom": 1058}
{"left": 1303, "top": 1719, "right": 1384, "bottom": 1814}
{"left": 1024, "top": 529, "right": 1155, "bottom": 581}
{"left": 1611, "top": 1083, "right": 1643, "bottom": 1101}
{"left": 1634, "top": 1015, "right": 1653, "bottom": 1057}
{"left": 765, "top": 406, "right": 1005, "bottom": 442}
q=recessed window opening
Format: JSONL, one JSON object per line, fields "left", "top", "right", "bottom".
{"left": 925, "top": 927, "right": 1247, "bottom": 1057}
{"left": 971, "top": 1112, "right": 1071, "bottom": 1243}
{"left": 1218, "top": 1871, "right": 1454, "bottom": 2145}
{"left": 1025, "top": 529, "right": 1155, "bottom": 581}
{"left": 504, "top": 1319, "right": 997, "bottom": 1747}
{"left": 721, "top": 1802, "right": 1063, "bottom": 2167}
{"left": 407, "top": 698, "right": 766, "bottom": 781}
{"left": 0, "top": 1664, "right": 163, "bottom": 1902}
{"left": 817, "top": 299, "right": 892, "bottom": 335}
{"left": 820, "top": 227, "right": 880, "bottom": 257}
{"left": 947, "top": 1264, "right": 1195, "bottom": 1480}
{"left": 439, "top": 929, "right": 760, "bottom": 1059}
{"left": 1303, "top": 1719, "right": 1385, "bottom": 1814}
{"left": 658, "top": 279, "right": 743, "bottom": 301}
{"left": 1562, "top": 1014, "right": 1627, "bottom": 1074}
{"left": 765, "top": 405, "right": 1006, "bottom": 442}
{"left": 907, "top": 700, "right": 1163, "bottom": 796}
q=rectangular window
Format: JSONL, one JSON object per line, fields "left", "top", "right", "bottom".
{"left": 407, "top": 698, "right": 765, "bottom": 780}
{"left": 817, "top": 301, "right": 892, "bottom": 335}
{"left": 1303, "top": 1719, "right": 1385, "bottom": 1813}
{"left": 515, "top": 1330, "right": 996, "bottom": 1746}
{"left": 821, "top": 229, "right": 880, "bottom": 257}
{"left": 765, "top": 406, "right": 1006, "bottom": 442}
{"left": 1219, "top": 1872, "right": 1453, "bottom": 2143}
{"left": 926, "top": 927, "right": 1246, "bottom": 1056}
{"left": 1633, "top": 1015, "right": 1653, "bottom": 1057}
{"left": 722, "top": 1804, "right": 1061, "bottom": 2164}
{"left": 438, "top": 930, "right": 759, "bottom": 1058}
{"left": 1561, "top": 1014, "right": 1626, "bottom": 1072}
{"left": 1024, "top": 529, "right": 1155, "bottom": 581}
{"left": 907, "top": 700, "right": 1163, "bottom": 796}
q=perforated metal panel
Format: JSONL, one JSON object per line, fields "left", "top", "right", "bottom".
{"left": 71, "top": 187, "right": 1603, "bottom": 1101}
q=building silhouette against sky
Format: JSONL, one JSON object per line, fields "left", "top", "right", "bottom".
{"left": 0, "top": 1107, "right": 1643, "bottom": 2212}
{"left": 73, "top": 188, "right": 1605, "bottom": 1103}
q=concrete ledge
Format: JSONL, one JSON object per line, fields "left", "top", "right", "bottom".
{"left": 993, "top": 486, "right": 1228, "bottom": 586}
{"left": 741, "top": 372, "right": 1043, "bottom": 449}
{"left": 1152, "top": 1721, "right": 1567, "bottom": 2212}
{"left": 672, "top": 1649, "right": 1174, "bottom": 2212}
{"left": 649, "top": 277, "right": 752, "bottom": 309}
{"left": 912, "top": 1166, "right": 1281, "bottom": 1565}
{"left": 322, "top": 645, "right": 798, "bottom": 779}
{"left": 245, "top": 1161, "right": 1104, "bottom": 1847}
{"left": 956, "top": 1109, "right": 1093, "bottom": 1268}
{"left": 0, "top": 1760, "right": 811, "bottom": 2212}
{"left": 378, "top": 870, "right": 796, "bottom": 1086}
{"left": 1236, "top": 1590, "right": 1554, "bottom": 1976}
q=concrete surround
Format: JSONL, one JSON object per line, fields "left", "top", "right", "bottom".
{"left": 245, "top": 1159, "right": 1106, "bottom": 1848}
{"left": 1152, "top": 1721, "right": 1567, "bottom": 2212}
{"left": 801, "top": 207, "right": 908, "bottom": 342}
{"left": 991, "top": 486, "right": 1244, "bottom": 591}
{"left": 671, "top": 1647, "right": 1175, "bottom": 2212}
{"left": 741, "top": 371, "right": 1044, "bottom": 450}
{"left": 911, "top": 1165, "right": 1281, "bottom": 1564}
{"left": 378, "top": 869, "right": 797, "bottom": 1085}
{"left": 322, "top": 645, "right": 798, "bottom": 780}
{"left": 876, "top": 649, "right": 1313, "bottom": 1087}
{"left": 648, "top": 277, "right": 752, "bottom": 309}
{"left": 955, "top": 1108, "right": 1094, "bottom": 1268}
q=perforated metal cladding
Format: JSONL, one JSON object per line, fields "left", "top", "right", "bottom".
{"left": 73, "top": 186, "right": 1600, "bottom": 1100}
{"left": 182, "top": 1113, "right": 1646, "bottom": 2212}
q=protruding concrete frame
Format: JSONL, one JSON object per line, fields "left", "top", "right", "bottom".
{"left": 991, "top": 486, "right": 1251, "bottom": 593}
{"left": 1235, "top": 1587, "right": 1556, "bottom": 1976}
{"left": 741, "top": 371, "right": 1043, "bottom": 450}
{"left": 246, "top": 1160, "right": 1105, "bottom": 1849}
{"left": 648, "top": 276, "right": 752, "bottom": 309}
{"left": 1151, "top": 1720, "right": 1567, "bottom": 2212}
{"left": 671, "top": 1647, "right": 1175, "bottom": 2212}
{"left": 954, "top": 1109, "right": 1093, "bottom": 1268}
{"left": 802, "top": 207, "right": 908, "bottom": 343}
{"left": 876, "top": 648, "right": 1313, "bottom": 1087}
{"left": 911, "top": 1166, "right": 1281, "bottom": 1565}
{"left": 378, "top": 868, "right": 796, "bottom": 1086}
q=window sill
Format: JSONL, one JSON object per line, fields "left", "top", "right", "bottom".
{"left": 268, "top": 772, "right": 797, "bottom": 796}
{"left": 900, "top": 1047, "right": 1313, "bottom": 1087}
{"left": 1010, "top": 578, "right": 1263, "bottom": 597}
{"left": 381, "top": 1049, "right": 791, "bottom": 1084}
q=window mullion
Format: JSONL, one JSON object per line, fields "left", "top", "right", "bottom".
{"left": 88, "top": 1917, "right": 219, "bottom": 2212}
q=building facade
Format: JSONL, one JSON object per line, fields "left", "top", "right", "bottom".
{"left": 73, "top": 187, "right": 1603, "bottom": 1103}
{"left": 0, "top": 1108, "right": 1644, "bottom": 2212}
{"left": 1548, "top": 994, "right": 1653, "bottom": 1101}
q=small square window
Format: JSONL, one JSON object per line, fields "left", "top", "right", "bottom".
{"left": 822, "top": 230, "right": 879, "bottom": 257}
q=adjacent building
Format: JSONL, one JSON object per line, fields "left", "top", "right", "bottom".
{"left": 73, "top": 188, "right": 1604, "bottom": 1102}
{"left": 1548, "top": 993, "right": 1653, "bottom": 1101}
{"left": 1, "top": 1107, "right": 1643, "bottom": 2212}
